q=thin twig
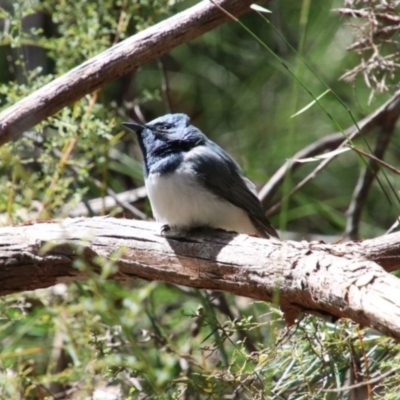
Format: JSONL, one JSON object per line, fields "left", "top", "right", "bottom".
{"left": 323, "top": 366, "right": 400, "bottom": 393}
{"left": 24, "top": 131, "right": 147, "bottom": 219}
{"left": 261, "top": 90, "right": 400, "bottom": 214}
{"left": 345, "top": 126, "right": 396, "bottom": 240}
{"left": 260, "top": 133, "right": 345, "bottom": 207}
{"left": 157, "top": 57, "right": 173, "bottom": 113}
{"left": 350, "top": 146, "right": 400, "bottom": 176}
{"left": 334, "top": 8, "right": 400, "bottom": 24}
{"left": 209, "top": 292, "right": 258, "bottom": 354}
{"left": 67, "top": 187, "right": 147, "bottom": 218}
{"left": 265, "top": 146, "right": 348, "bottom": 217}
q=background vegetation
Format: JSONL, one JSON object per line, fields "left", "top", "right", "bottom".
{"left": 0, "top": 0, "right": 400, "bottom": 398}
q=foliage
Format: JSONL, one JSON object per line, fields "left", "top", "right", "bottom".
{"left": 0, "top": 0, "right": 400, "bottom": 398}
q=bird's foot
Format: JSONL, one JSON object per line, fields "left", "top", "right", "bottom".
{"left": 160, "top": 224, "right": 236, "bottom": 239}
{"left": 160, "top": 224, "right": 189, "bottom": 238}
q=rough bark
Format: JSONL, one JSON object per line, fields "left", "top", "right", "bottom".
{"left": 0, "top": 0, "right": 259, "bottom": 146}
{"left": 1, "top": 217, "right": 400, "bottom": 340}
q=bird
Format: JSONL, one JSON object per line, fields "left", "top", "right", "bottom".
{"left": 123, "top": 113, "right": 279, "bottom": 239}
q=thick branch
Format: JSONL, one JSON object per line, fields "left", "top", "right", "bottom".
{"left": 1, "top": 218, "right": 400, "bottom": 340}
{"left": 0, "top": 0, "right": 258, "bottom": 146}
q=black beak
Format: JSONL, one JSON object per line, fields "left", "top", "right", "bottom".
{"left": 122, "top": 121, "right": 145, "bottom": 134}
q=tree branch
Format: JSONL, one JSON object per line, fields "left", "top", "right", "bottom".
{"left": 0, "top": 0, "right": 259, "bottom": 146}
{"left": 66, "top": 187, "right": 147, "bottom": 217}
{"left": 345, "top": 123, "right": 396, "bottom": 240}
{"left": 2, "top": 217, "right": 400, "bottom": 340}
{"left": 260, "top": 90, "right": 400, "bottom": 209}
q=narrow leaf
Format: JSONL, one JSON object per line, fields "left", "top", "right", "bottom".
{"left": 291, "top": 89, "right": 331, "bottom": 118}
{"left": 289, "top": 147, "right": 350, "bottom": 163}
{"left": 250, "top": 4, "right": 272, "bottom": 13}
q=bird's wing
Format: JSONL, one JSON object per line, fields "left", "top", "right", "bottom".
{"left": 185, "top": 143, "right": 279, "bottom": 239}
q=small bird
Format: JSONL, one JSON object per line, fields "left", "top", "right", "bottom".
{"left": 123, "top": 113, "right": 279, "bottom": 239}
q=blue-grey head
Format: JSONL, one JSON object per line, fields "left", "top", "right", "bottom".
{"left": 123, "top": 113, "right": 279, "bottom": 239}
{"left": 123, "top": 113, "right": 207, "bottom": 175}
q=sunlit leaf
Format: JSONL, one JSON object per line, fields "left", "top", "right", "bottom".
{"left": 250, "top": 4, "right": 272, "bottom": 13}
{"left": 291, "top": 89, "right": 331, "bottom": 118}
{"left": 289, "top": 147, "right": 350, "bottom": 163}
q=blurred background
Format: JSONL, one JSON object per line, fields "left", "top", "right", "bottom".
{"left": 1, "top": 0, "right": 400, "bottom": 398}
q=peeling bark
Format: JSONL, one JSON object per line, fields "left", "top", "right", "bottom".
{"left": 1, "top": 217, "right": 400, "bottom": 340}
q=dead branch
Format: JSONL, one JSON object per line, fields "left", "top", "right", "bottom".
{"left": 345, "top": 120, "right": 397, "bottom": 240}
{"left": 66, "top": 187, "right": 147, "bottom": 217}
{"left": 335, "top": 8, "right": 400, "bottom": 24}
{"left": 334, "top": 4, "right": 400, "bottom": 97}
{"left": 0, "top": 0, "right": 259, "bottom": 146}
{"left": 260, "top": 89, "right": 400, "bottom": 211}
{"left": 2, "top": 217, "right": 400, "bottom": 340}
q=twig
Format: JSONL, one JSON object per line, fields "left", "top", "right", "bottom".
{"left": 261, "top": 90, "right": 400, "bottom": 213}
{"left": 157, "top": 57, "right": 173, "bottom": 113}
{"left": 265, "top": 143, "right": 351, "bottom": 217}
{"left": 333, "top": 4, "right": 400, "bottom": 96}
{"left": 209, "top": 292, "right": 258, "bottom": 353}
{"left": 323, "top": 366, "right": 400, "bottom": 393}
{"left": 101, "top": 187, "right": 146, "bottom": 220}
{"left": 345, "top": 126, "right": 396, "bottom": 240}
{"left": 24, "top": 131, "right": 147, "bottom": 219}
{"left": 260, "top": 133, "right": 345, "bottom": 208}
{"left": 334, "top": 8, "right": 400, "bottom": 24}
{"left": 67, "top": 187, "right": 147, "bottom": 218}
{"left": 350, "top": 146, "right": 400, "bottom": 177}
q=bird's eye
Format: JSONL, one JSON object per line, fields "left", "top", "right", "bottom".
{"left": 159, "top": 123, "right": 171, "bottom": 130}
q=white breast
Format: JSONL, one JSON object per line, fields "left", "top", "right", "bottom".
{"left": 145, "top": 167, "right": 256, "bottom": 235}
